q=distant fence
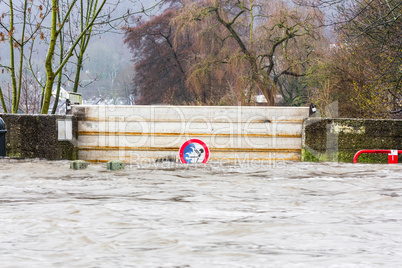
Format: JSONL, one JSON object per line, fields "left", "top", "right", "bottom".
{"left": 73, "top": 105, "right": 309, "bottom": 163}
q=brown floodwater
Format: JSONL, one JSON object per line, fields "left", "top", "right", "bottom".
{"left": 0, "top": 159, "right": 401, "bottom": 267}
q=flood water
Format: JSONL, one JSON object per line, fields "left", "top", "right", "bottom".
{"left": 0, "top": 159, "right": 401, "bottom": 268}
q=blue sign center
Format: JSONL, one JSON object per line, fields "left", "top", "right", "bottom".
{"left": 183, "top": 143, "right": 205, "bottom": 163}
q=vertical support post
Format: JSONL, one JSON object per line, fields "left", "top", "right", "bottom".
{"left": 388, "top": 150, "right": 398, "bottom": 164}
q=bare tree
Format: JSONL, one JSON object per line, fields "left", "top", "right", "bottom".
{"left": 1, "top": 0, "right": 165, "bottom": 114}
{"left": 41, "top": 0, "right": 108, "bottom": 114}
{"left": 173, "top": 0, "right": 321, "bottom": 105}
{"left": 124, "top": 1, "right": 194, "bottom": 104}
{"left": 125, "top": 0, "right": 322, "bottom": 106}
{"left": 0, "top": 0, "right": 49, "bottom": 113}
{"left": 301, "top": 0, "right": 401, "bottom": 118}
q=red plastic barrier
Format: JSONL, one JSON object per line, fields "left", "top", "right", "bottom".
{"left": 353, "top": 149, "right": 401, "bottom": 164}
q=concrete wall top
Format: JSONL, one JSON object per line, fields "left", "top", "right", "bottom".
{"left": 73, "top": 105, "right": 310, "bottom": 122}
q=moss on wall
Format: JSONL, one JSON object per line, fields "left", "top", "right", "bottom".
{"left": 0, "top": 114, "right": 78, "bottom": 160}
{"left": 302, "top": 118, "right": 402, "bottom": 163}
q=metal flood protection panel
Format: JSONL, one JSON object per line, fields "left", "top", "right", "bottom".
{"left": 73, "top": 105, "right": 309, "bottom": 164}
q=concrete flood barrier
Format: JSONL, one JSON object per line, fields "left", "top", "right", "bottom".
{"left": 73, "top": 105, "right": 310, "bottom": 163}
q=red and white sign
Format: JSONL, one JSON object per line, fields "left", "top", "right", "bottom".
{"left": 179, "top": 139, "right": 210, "bottom": 164}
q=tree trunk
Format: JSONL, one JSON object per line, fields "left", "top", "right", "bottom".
{"left": 9, "top": 0, "right": 18, "bottom": 113}
{"left": 41, "top": 0, "right": 58, "bottom": 114}
{"left": 0, "top": 87, "right": 8, "bottom": 113}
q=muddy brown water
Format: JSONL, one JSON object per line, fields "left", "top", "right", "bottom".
{"left": 0, "top": 159, "right": 401, "bottom": 267}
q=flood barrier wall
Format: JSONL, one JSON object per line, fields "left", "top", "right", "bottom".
{"left": 0, "top": 114, "right": 78, "bottom": 160}
{"left": 2, "top": 110, "right": 400, "bottom": 164}
{"left": 302, "top": 118, "right": 402, "bottom": 163}
{"left": 73, "top": 105, "right": 309, "bottom": 163}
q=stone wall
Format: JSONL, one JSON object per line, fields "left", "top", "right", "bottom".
{"left": 302, "top": 118, "right": 402, "bottom": 163}
{"left": 0, "top": 114, "right": 78, "bottom": 160}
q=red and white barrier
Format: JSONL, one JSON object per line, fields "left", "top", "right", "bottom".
{"left": 353, "top": 149, "right": 401, "bottom": 164}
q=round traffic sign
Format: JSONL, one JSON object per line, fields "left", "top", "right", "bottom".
{"left": 179, "top": 139, "right": 210, "bottom": 164}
